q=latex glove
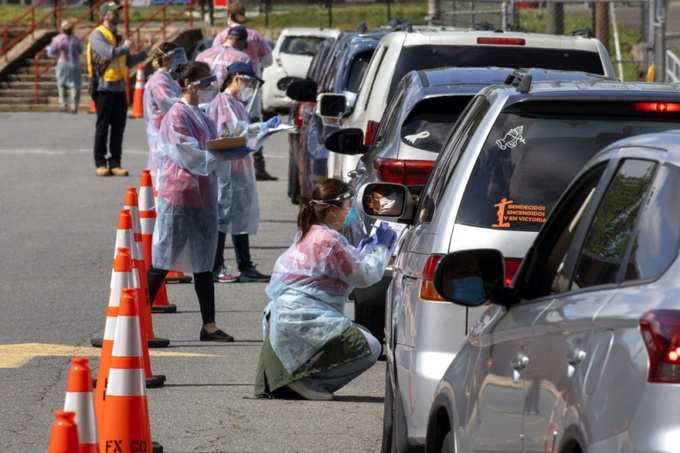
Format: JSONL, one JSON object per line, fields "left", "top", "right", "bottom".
{"left": 357, "top": 235, "right": 378, "bottom": 252}
{"left": 375, "top": 222, "right": 396, "bottom": 249}
{"left": 266, "top": 115, "right": 281, "bottom": 129}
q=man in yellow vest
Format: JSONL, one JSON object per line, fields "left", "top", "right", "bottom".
{"left": 88, "top": 1, "right": 148, "bottom": 177}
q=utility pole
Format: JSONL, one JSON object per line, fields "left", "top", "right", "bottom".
{"left": 594, "top": 1, "right": 610, "bottom": 53}
{"left": 546, "top": 3, "right": 564, "bottom": 35}
{"left": 653, "top": 0, "right": 667, "bottom": 81}
{"left": 427, "top": 0, "right": 441, "bottom": 23}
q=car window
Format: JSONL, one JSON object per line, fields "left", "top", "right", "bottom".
{"left": 571, "top": 159, "right": 658, "bottom": 290}
{"left": 400, "top": 95, "right": 473, "bottom": 153}
{"left": 345, "top": 50, "right": 374, "bottom": 93}
{"left": 416, "top": 96, "right": 490, "bottom": 225}
{"left": 280, "top": 36, "right": 327, "bottom": 56}
{"left": 456, "top": 107, "right": 679, "bottom": 233}
{"left": 623, "top": 165, "right": 680, "bottom": 282}
{"left": 388, "top": 45, "right": 605, "bottom": 99}
{"left": 363, "top": 45, "right": 387, "bottom": 110}
{"left": 521, "top": 164, "right": 607, "bottom": 300}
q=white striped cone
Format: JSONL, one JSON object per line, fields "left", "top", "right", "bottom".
{"left": 135, "top": 66, "right": 144, "bottom": 90}
{"left": 114, "top": 209, "right": 142, "bottom": 291}
{"left": 63, "top": 357, "right": 98, "bottom": 453}
{"left": 100, "top": 288, "right": 156, "bottom": 453}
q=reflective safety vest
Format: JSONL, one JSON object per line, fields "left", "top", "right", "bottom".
{"left": 87, "top": 25, "right": 127, "bottom": 82}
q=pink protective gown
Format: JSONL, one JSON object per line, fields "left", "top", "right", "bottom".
{"left": 143, "top": 68, "right": 181, "bottom": 184}
{"left": 152, "top": 100, "right": 219, "bottom": 273}
{"left": 195, "top": 45, "right": 253, "bottom": 89}
{"left": 212, "top": 26, "right": 271, "bottom": 75}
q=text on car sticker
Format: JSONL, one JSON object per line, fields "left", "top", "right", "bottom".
{"left": 492, "top": 197, "right": 546, "bottom": 228}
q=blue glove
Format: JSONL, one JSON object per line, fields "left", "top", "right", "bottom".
{"left": 266, "top": 115, "right": 281, "bottom": 129}
{"left": 357, "top": 235, "right": 378, "bottom": 252}
{"left": 375, "top": 222, "right": 397, "bottom": 249}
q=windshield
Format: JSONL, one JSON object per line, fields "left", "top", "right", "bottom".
{"left": 401, "top": 95, "right": 472, "bottom": 153}
{"left": 280, "top": 36, "right": 326, "bottom": 56}
{"left": 389, "top": 45, "right": 604, "bottom": 98}
{"left": 457, "top": 108, "right": 680, "bottom": 232}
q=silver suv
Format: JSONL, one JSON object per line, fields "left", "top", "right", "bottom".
{"left": 427, "top": 129, "right": 680, "bottom": 453}
{"left": 359, "top": 78, "right": 680, "bottom": 451}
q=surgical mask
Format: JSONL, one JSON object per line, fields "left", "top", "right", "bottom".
{"left": 342, "top": 205, "right": 358, "bottom": 228}
{"left": 453, "top": 276, "right": 486, "bottom": 304}
{"left": 198, "top": 87, "right": 218, "bottom": 104}
{"left": 237, "top": 86, "right": 254, "bottom": 103}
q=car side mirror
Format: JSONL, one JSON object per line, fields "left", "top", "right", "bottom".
{"left": 277, "top": 76, "right": 305, "bottom": 91}
{"left": 318, "top": 93, "right": 347, "bottom": 118}
{"left": 434, "top": 250, "right": 505, "bottom": 307}
{"left": 357, "top": 182, "right": 416, "bottom": 224}
{"left": 286, "top": 79, "right": 317, "bottom": 102}
{"left": 325, "top": 128, "right": 367, "bottom": 155}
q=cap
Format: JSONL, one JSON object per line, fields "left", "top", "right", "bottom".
{"left": 60, "top": 19, "right": 73, "bottom": 31}
{"left": 228, "top": 1, "right": 247, "bottom": 23}
{"left": 100, "top": 1, "right": 121, "bottom": 14}
{"left": 226, "top": 62, "right": 263, "bottom": 84}
{"left": 227, "top": 25, "right": 248, "bottom": 43}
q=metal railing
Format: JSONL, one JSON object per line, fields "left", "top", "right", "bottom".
{"left": 1, "top": 5, "right": 57, "bottom": 60}
{"left": 665, "top": 49, "right": 680, "bottom": 83}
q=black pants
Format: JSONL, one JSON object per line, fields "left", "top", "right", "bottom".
{"left": 214, "top": 231, "right": 253, "bottom": 274}
{"left": 93, "top": 91, "right": 127, "bottom": 168}
{"left": 148, "top": 268, "right": 215, "bottom": 325}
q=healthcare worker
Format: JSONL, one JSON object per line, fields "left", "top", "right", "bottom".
{"left": 254, "top": 179, "right": 396, "bottom": 400}
{"left": 146, "top": 61, "right": 233, "bottom": 343}
{"left": 143, "top": 42, "right": 186, "bottom": 185}
{"left": 196, "top": 25, "right": 252, "bottom": 92}
{"left": 46, "top": 20, "right": 83, "bottom": 113}
{"left": 207, "top": 62, "right": 272, "bottom": 284}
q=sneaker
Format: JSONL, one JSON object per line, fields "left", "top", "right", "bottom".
{"left": 95, "top": 166, "right": 111, "bottom": 176}
{"left": 287, "top": 380, "right": 333, "bottom": 401}
{"left": 215, "top": 265, "right": 238, "bottom": 283}
{"left": 110, "top": 167, "right": 129, "bottom": 177}
{"left": 238, "top": 267, "right": 270, "bottom": 283}
{"left": 199, "top": 328, "right": 234, "bottom": 342}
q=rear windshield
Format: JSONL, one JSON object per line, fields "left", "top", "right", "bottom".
{"left": 280, "top": 36, "right": 327, "bottom": 56}
{"left": 345, "top": 50, "right": 374, "bottom": 93}
{"left": 457, "top": 105, "right": 680, "bottom": 232}
{"left": 401, "top": 95, "right": 472, "bottom": 153}
{"left": 389, "top": 45, "right": 604, "bottom": 98}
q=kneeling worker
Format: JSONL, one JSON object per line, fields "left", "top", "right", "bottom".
{"left": 255, "top": 179, "right": 396, "bottom": 400}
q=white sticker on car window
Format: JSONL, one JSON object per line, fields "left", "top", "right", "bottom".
{"left": 496, "top": 125, "right": 526, "bottom": 151}
{"left": 404, "top": 130, "right": 430, "bottom": 144}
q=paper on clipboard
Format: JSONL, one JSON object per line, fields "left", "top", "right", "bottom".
{"left": 248, "top": 123, "right": 296, "bottom": 149}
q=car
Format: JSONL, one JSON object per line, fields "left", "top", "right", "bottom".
{"left": 326, "top": 67, "right": 604, "bottom": 346}
{"left": 286, "top": 36, "right": 338, "bottom": 204}
{"left": 262, "top": 28, "right": 341, "bottom": 115}
{"left": 358, "top": 79, "right": 680, "bottom": 452}
{"left": 318, "top": 29, "right": 616, "bottom": 184}
{"left": 426, "top": 128, "right": 680, "bottom": 453}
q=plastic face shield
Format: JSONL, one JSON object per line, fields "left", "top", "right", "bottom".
{"left": 189, "top": 75, "right": 218, "bottom": 89}
{"left": 162, "top": 47, "right": 188, "bottom": 72}
{"left": 311, "top": 190, "right": 354, "bottom": 208}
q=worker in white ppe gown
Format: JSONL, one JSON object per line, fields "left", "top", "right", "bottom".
{"left": 255, "top": 179, "right": 396, "bottom": 400}
{"left": 146, "top": 61, "right": 233, "bottom": 343}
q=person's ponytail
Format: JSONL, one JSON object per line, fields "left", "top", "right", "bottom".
{"left": 297, "top": 202, "right": 318, "bottom": 239}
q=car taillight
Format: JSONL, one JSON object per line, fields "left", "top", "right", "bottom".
{"left": 633, "top": 102, "right": 680, "bottom": 113}
{"left": 374, "top": 158, "right": 434, "bottom": 186}
{"left": 640, "top": 310, "right": 680, "bottom": 383}
{"left": 364, "top": 120, "right": 380, "bottom": 146}
{"left": 420, "top": 254, "right": 446, "bottom": 301}
{"left": 477, "top": 37, "right": 526, "bottom": 46}
{"left": 504, "top": 258, "right": 522, "bottom": 287}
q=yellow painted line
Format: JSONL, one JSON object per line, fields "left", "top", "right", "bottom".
{"left": 0, "top": 343, "right": 220, "bottom": 369}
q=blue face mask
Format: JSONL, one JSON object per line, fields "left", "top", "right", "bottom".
{"left": 453, "top": 276, "right": 486, "bottom": 304}
{"left": 342, "top": 204, "right": 358, "bottom": 229}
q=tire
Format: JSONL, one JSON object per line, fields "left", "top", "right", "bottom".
{"left": 391, "top": 375, "right": 413, "bottom": 453}
{"left": 440, "top": 431, "right": 453, "bottom": 453}
{"left": 381, "top": 370, "right": 394, "bottom": 453}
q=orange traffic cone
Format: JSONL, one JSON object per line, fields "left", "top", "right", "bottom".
{"left": 99, "top": 288, "right": 163, "bottom": 453}
{"left": 139, "top": 170, "right": 176, "bottom": 314}
{"left": 130, "top": 65, "right": 145, "bottom": 119}
{"left": 88, "top": 99, "right": 96, "bottom": 114}
{"left": 95, "top": 248, "right": 132, "bottom": 435}
{"left": 48, "top": 410, "right": 79, "bottom": 453}
{"left": 166, "top": 270, "right": 192, "bottom": 284}
{"left": 123, "top": 190, "right": 170, "bottom": 348}
{"left": 63, "top": 357, "right": 98, "bottom": 453}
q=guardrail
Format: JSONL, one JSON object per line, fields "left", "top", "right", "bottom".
{"left": 665, "top": 49, "right": 680, "bottom": 83}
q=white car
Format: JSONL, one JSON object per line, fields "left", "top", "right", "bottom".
{"left": 318, "top": 29, "right": 615, "bottom": 182}
{"left": 262, "top": 27, "right": 341, "bottom": 115}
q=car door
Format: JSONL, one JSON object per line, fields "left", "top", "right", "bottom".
{"left": 523, "top": 157, "right": 660, "bottom": 453}
{"left": 465, "top": 162, "right": 607, "bottom": 452}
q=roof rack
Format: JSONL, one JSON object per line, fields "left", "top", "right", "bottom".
{"left": 356, "top": 21, "right": 368, "bottom": 34}
{"left": 504, "top": 69, "right": 532, "bottom": 93}
{"left": 572, "top": 28, "right": 594, "bottom": 38}
{"left": 472, "top": 22, "right": 498, "bottom": 32}
{"left": 387, "top": 18, "right": 413, "bottom": 32}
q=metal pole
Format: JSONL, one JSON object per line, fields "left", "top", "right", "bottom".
{"left": 546, "top": 3, "right": 564, "bottom": 35}
{"left": 328, "top": 0, "right": 333, "bottom": 28}
{"left": 610, "top": 2, "right": 624, "bottom": 80}
{"left": 124, "top": 0, "right": 129, "bottom": 38}
{"left": 653, "top": 0, "right": 667, "bottom": 81}
{"left": 595, "top": 1, "right": 610, "bottom": 53}
{"left": 387, "top": 0, "right": 391, "bottom": 22}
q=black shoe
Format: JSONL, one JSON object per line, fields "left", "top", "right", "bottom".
{"left": 256, "top": 170, "right": 279, "bottom": 181}
{"left": 200, "top": 328, "right": 234, "bottom": 342}
{"left": 238, "top": 267, "right": 271, "bottom": 283}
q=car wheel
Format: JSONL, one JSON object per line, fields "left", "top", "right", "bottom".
{"left": 288, "top": 150, "right": 300, "bottom": 204}
{"left": 440, "top": 431, "right": 453, "bottom": 453}
{"left": 391, "top": 376, "right": 413, "bottom": 453}
{"left": 381, "top": 369, "right": 394, "bottom": 453}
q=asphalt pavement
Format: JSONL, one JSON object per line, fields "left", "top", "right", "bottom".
{"left": 0, "top": 112, "right": 384, "bottom": 452}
